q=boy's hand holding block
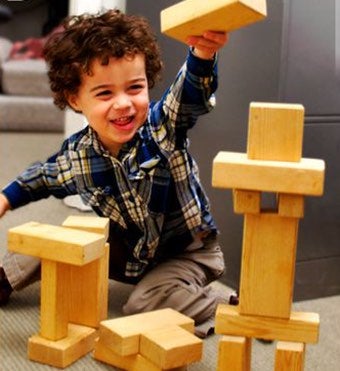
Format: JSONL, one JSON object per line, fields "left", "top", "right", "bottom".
{"left": 161, "top": 0, "right": 267, "bottom": 43}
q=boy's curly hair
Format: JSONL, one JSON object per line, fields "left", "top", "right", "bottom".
{"left": 43, "top": 9, "right": 163, "bottom": 110}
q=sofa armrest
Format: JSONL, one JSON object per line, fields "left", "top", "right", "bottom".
{"left": 0, "top": 37, "right": 13, "bottom": 64}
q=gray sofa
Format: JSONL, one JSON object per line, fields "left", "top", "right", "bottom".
{"left": 0, "top": 36, "right": 64, "bottom": 132}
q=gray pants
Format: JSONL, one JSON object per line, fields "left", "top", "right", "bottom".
{"left": 3, "top": 235, "right": 226, "bottom": 335}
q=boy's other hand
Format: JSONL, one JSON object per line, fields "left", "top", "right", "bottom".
{"left": 186, "top": 31, "right": 228, "bottom": 60}
{"left": 0, "top": 194, "right": 10, "bottom": 218}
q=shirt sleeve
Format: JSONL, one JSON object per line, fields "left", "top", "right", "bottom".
{"left": 152, "top": 48, "right": 218, "bottom": 133}
{"left": 2, "top": 143, "right": 76, "bottom": 210}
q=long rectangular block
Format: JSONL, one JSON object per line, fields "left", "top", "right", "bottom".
{"left": 67, "top": 243, "right": 109, "bottom": 328}
{"left": 40, "top": 260, "right": 69, "bottom": 340}
{"left": 99, "top": 308, "right": 194, "bottom": 356}
{"left": 8, "top": 222, "right": 106, "bottom": 265}
{"left": 239, "top": 213, "right": 299, "bottom": 318}
{"left": 212, "top": 151, "right": 325, "bottom": 196}
{"left": 161, "top": 0, "right": 267, "bottom": 43}
{"left": 215, "top": 304, "right": 319, "bottom": 344}
{"left": 140, "top": 325, "right": 202, "bottom": 369}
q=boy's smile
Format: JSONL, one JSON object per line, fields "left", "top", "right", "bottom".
{"left": 69, "top": 54, "right": 149, "bottom": 157}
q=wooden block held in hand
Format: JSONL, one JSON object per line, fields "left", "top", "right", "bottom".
{"left": 161, "top": 0, "right": 267, "bottom": 43}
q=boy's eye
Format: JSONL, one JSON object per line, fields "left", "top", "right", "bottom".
{"left": 129, "top": 84, "right": 144, "bottom": 92}
{"left": 96, "top": 90, "right": 111, "bottom": 97}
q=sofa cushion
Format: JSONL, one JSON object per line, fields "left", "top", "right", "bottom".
{"left": 0, "top": 95, "right": 64, "bottom": 132}
{"left": 2, "top": 59, "right": 52, "bottom": 97}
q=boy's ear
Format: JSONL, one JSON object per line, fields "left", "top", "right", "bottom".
{"left": 67, "top": 94, "right": 82, "bottom": 113}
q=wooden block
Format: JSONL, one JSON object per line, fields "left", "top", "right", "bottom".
{"left": 233, "top": 189, "right": 261, "bottom": 214}
{"left": 67, "top": 243, "right": 109, "bottom": 328}
{"left": 99, "top": 308, "right": 195, "bottom": 356}
{"left": 62, "top": 215, "right": 110, "bottom": 241}
{"left": 140, "top": 325, "right": 203, "bottom": 369}
{"left": 275, "top": 341, "right": 305, "bottom": 371}
{"left": 215, "top": 304, "right": 320, "bottom": 344}
{"left": 217, "top": 335, "right": 251, "bottom": 371}
{"left": 278, "top": 194, "right": 304, "bottom": 218}
{"left": 212, "top": 151, "right": 325, "bottom": 196}
{"left": 28, "top": 324, "right": 98, "bottom": 368}
{"left": 40, "top": 260, "right": 69, "bottom": 340}
{"left": 161, "top": 0, "right": 267, "bottom": 43}
{"left": 247, "top": 102, "right": 304, "bottom": 162}
{"left": 239, "top": 213, "right": 298, "bottom": 318}
{"left": 93, "top": 339, "right": 162, "bottom": 371}
{"left": 8, "top": 222, "right": 106, "bottom": 265}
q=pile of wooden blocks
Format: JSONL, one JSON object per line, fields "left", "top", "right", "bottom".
{"left": 212, "top": 102, "right": 325, "bottom": 370}
{"left": 93, "top": 308, "right": 203, "bottom": 370}
{"left": 8, "top": 216, "right": 110, "bottom": 368}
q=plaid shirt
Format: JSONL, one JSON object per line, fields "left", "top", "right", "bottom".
{"left": 3, "top": 50, "right": 219, "bottom": 279}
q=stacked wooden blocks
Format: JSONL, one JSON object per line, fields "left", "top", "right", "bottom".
{"left": 212, "top": 102, "right": 325, "bottom": 370}
{"left": 93, "top": 308, "right": 203, "bottom": 370}
{"left": 161, "top": 0, "right": 267, "bottom": 43}
{"left": 7, "top": 215, "right": 110, "bottom": 368}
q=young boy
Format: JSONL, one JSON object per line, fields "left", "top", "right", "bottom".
{"left": 0, "top": 9, "right": 229, "bottom": 337}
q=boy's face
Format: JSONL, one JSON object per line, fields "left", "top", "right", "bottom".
{"left": 69, "top": 54, "right": 149, "bottom": 156}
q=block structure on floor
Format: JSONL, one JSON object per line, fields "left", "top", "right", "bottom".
{"left": 161, "top": 0, "right": 267, "bottom": 44}
{"left": 211, "top": 102, "right": 325, "bottom": 370}
{"left": 7, "top": 216, "right": 110, "bottom": 368}
{"left": 93, "top": 308, "right": 203, "bottom": 370}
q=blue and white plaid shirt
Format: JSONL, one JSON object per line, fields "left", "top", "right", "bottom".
{"left": 3, "top": 50, "right": 219, "bottom": 279}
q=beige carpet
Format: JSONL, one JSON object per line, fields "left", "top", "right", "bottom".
{"left": 1, "top": 132, "right": 339, "bottom": 370}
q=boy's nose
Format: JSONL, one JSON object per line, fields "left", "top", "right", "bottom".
{"left": 113, "top": 96, "right": 132, "bottom": 110}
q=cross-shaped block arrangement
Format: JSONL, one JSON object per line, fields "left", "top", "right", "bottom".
{"left": 93, "top": 308, "right": 203, "bottom": 370}
{"left": 161, "top": 0, "right": 267, "bottom": 44}
{"left": 211, "top": 102, "right": 325, "bottom": 370}
{"left": 7, "top": 215, "right": 110, "bottom": 368}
